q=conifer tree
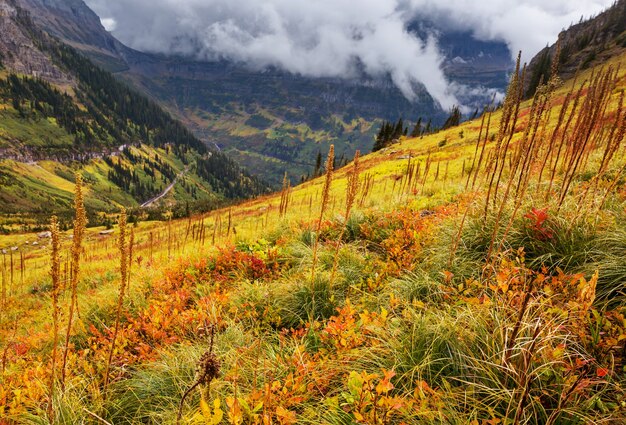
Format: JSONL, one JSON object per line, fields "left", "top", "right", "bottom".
{"left": 411, "top": 117, "right": 423, "bottom": 137}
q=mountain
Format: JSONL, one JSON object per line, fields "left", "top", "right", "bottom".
{"left": 525, "top": 0, "right": 626, "bottom": 96}
{"left": 18, "top": 0, "right": 135, "bottom": 72}
{"left": 0, "top": 0, "right": 268, "bottom": 229}
{"left": 15, "top": 0, "right": 513, "bottom": 187}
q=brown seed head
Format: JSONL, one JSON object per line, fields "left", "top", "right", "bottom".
{"left": 196, "top": 351, "right": 221, "bottom": 386}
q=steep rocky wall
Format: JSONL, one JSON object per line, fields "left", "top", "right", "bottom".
{"left": 0, "top": 0, "right": 72, "bottom": 85}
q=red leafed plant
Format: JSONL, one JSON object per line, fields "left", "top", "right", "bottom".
{"left": 524, "top": 207, "right": 554, "bottom": 240}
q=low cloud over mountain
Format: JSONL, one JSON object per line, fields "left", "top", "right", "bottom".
{"left": 85, "top": 0, "right": 613, "bottom": 109}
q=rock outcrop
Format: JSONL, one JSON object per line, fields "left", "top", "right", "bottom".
{"left": 0, "top": 0, "right": 72, "bottom": 85}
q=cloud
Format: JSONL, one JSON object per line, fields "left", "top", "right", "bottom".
{"left": 83, "top": 0, "right": 614, "bottom": 109}
{"left": 100, "top": 18, "right": 117, "bottom": 32}
{"left": 405, "top": 0, "right": 613, "bottom": 63}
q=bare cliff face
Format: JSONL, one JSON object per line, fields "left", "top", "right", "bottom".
{"left": 0, "top": 0, "right": 71, "bottom": 85}
{"left": 20, "top": 0, "right": 111, "bottom": 49}
{"left": 18, "top": 0, "right": 134, "bottom": 72}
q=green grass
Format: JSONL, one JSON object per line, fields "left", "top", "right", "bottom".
{"left": 0, "top": 108, "right": 74, "bottom": 149}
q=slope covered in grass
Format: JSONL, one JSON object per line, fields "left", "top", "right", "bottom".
{"left": 1, "top": 48, "right": 626, "bottom": 425}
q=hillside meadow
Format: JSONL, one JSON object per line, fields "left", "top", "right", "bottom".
{"left": 1, "top": 53, "right": 626, "bottom": 424}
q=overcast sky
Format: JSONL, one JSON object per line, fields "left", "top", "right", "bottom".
{"left": 84, "top": 0, "right": 614, "bottom": 109}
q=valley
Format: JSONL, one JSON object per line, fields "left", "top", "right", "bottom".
{"left": 17, "top": 0, "right": 513, "bottom": 187}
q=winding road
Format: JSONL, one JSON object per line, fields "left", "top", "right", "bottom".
{"left": 140, "top": 166, "right": 189, "bottom": 208}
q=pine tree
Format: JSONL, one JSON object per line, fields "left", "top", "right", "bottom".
{"left": 425, "top": 119, "right": 432, "bottom": 134}
{"left": 393, "top": 118, "right": 404, "bottom": 140}
{"left": 442, "top": 105, "right": 462, "bottom": 130}
{"left": 314, "top": 150, "right": 323, "bottom": 177}
{"left": 410, "top": 118, "right": 423, "bottom": 137}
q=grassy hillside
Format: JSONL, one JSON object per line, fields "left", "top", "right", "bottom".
{"left": 0, "top": 50, "right": 625, "bottom": 424}
{"left": 0, "top": 4, "right": 268, "bottom": 228}
{"left": 0, "top": 143, "right": 227, "bottom": 232}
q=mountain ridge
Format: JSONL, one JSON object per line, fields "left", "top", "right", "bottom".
{"left": 525, "top": 0, "right": 626, "bottom": 95}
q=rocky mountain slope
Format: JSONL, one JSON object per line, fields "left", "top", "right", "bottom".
{"left": 0, "top": 0, "right": 70, "bottom": 84}
{"left": 526, "top": 0, "right": 626, "bottom": 95}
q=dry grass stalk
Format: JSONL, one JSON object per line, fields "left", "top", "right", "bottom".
{"left": 166, "top": 210, "right": 173, "bottom": 257}
{"left": 574, "top": 94, "right": 624, "bottom": 217}
{"left": 493, "top": 60, "right": 525, "bottom": 200}
{"left": 546, "top": 83, "right": 586, "bottom": 200}
{"left": 471, "top": 109, "right": 493, "bottom": 190}
{"left": 484, "top": 55, "right": 526, "bottom": 217}
{"left": 557, "top": 68, "right": 616, "bottom": 209}
{"left": 311, "top": 145, "right": 335, "bottom": 280}
{"left": 279, "top": 172, "right": 291, "bottom": 218}
{"left": 359, "top": 173, "right": 373, "bottom": 207}
{"left": 9, "top": 250, "right": 13, "bottom": 294}
{"left": 496, "top": 67, "right": 618, "bottom": 259}
{"left": 481, "top": 59, "right": 561, "bottom": 260}
{"left": 103, "top": 209, "right": 128, "bottom": 395}
{"left": 491, "top": 92, "right": 551, "bottom": 258}
{"left": 536, "top": 89, "right": 574, "bottom": 188}
{"left": 60, "top": 173, "right": 88, "bottom": 390}
{"left": 330, "top": 151, "right": 360, "bottom": 284}
{"left": 149, "top": 231, "right": 154, "bottom": 261}
{"left": 227, "top": 208, "right": 232, "bottom": 238}
{"left": 1, "top": 254, "right": 4, "bottom": 311}
{"left": 1, "top": 316, "right": 18, "bottom": 374}
{"left": 47, "top": 216, "right": 61, "bottom": 421}
{"left": 127, "top": 226, "right": 135, "bottom": 291}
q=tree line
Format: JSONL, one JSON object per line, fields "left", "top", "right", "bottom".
{"left": 372, "top": 105, "right": 464, "bottom": 152}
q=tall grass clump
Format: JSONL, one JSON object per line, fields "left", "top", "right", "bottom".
{"left": 391, "top": 264, "right": 615, "bottom": 424}
{"left": 47, "top": 216, "right": 61, "bottom": 421}
{"left": 311, "top": 145, "right": 335, "bottom": 280}
{"left": 105, "top": 346, "right": 205, "bottom": 423}
{"left": 581, "top": 226, "right": 626, "bottom": 303}
{"left": 60, "top": 173, "right": 88, "bottom": 389}
{"left": 280, "top": 273, "right": 339, "bottom": 328}
{"left": 103, "top": 209, "right": 128, "bottom": 395}
{"left": 330, "top": 150, "right": 360, "bottom": 284}
{"left": 391, "top": 270, "right": 446, "bottom": 304}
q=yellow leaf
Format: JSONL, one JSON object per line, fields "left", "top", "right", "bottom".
{"left": 380, "top": 307, "right": 388, "bottom": 321}
{"left": 275, "top": 406, "right": 296, "bottom": 424}
{"left": 226, "top": 396, "right": 243, "bottom": 425}
{"left": 212, "top": 398, "right": 224, "bottom": 425}
{"left": 200, "top": 398, "right": 224, "bottom": 425}
{"left": 200, "top": 399, "right": 211, "bottom": 417}
{"left": 376, "top": 380, "right": 394, "bottom": 395}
